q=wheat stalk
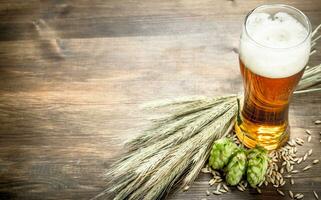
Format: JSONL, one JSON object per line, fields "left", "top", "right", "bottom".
{"left": 295, "top": 63, "right": 321, "bottom": 92}
{"left": 93, "top": 24, "right": 321, "bottom": 200}
{"left": 128, "top": 96, "right": 236, "bottom": 150}
{"left": 295, "top": 24, "right": 321, "bottom": 92}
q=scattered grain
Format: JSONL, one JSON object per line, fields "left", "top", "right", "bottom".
{"left": 219, "top": 188, "right": 227, "bottom": 193}
{"left": 222, "top": 184, "right": 229, "bottom": 191}
{"left": 183, "top": 185, "right": 190, "bottom": 191}
{"left": 306, "top": 129, "right": 312, "bottom": 135}
{"left": 297, "top": 157, "right": 303, "bottom": 164}
{"left": 240, "top": 183, "right": 246, "bottom": 191}
{"left": 308, "top": 135, "right": 312, "bottom": 143}
{"left": 271, "top": 176, "right": 275, "bottom": 184}
{"left": 303, "top": 165, "right": 312, "bottom": 171}
{"left": 216, "top": 178, "right": 223, "bottom": 183}
{"left": 288, "top": 140, "right": 295, "bottom": 146}
{"left": 211, "top": 170, "right": 220, "bottom": 176}
{"left": 308, "top": 149, "right": 313, "bottom": 156}
{"left": 286, "top": 177, "right": 292, "bottom": 184}
{"left": 314, "top": 191, "right": 319, "bottom": 199}
{"left": 280, "top": 167, "right": 284, "bottom": 174}
{"left": 313, "top": 159, "right": 319, "bottom": 164}
{"left": 213, "top": 175, "right": 221, "bottom": 179}
{"left": 201, "top": 167, "right": 210, "bottom": 174}
{"left": 286, "top": 162, "right": 291, "bottom": 172}
{"left": 257, "top": 188, "right": 261, "bottom": 194}
{"left": 277, "top": 189, "right": 285, "bottom": 196}
{"left": 289, "top": 190, "right": 294, "bottom": 199}
{"left": 264, "top": 180, "right": 268, "bottom": 186}
{"left": 243, "top": 181, "right": 248, "bottom": 188}
{"left": 237, "top": 185, "right": 244, "bottom": 192}
{"left": 295, "top": 193, "right": 304, "bottom": 199}
{"left": 209, "top": 179, "right": 215, "bottom": 186}
{"left": 290, "top": 165, "right": 294, "bottom": 172}
{"left": 212, "top": 190, "right": 222, "bottom": 195}
{"left": 296, "top": 138, "right": 305, "bottom": 145}
{"left": 216, "top": 183, "right": 221, "bottom": 191}
{"left": 303, "top": 153, "right": 308, "bottom": 161}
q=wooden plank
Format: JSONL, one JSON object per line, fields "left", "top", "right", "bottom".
{"left": 0, "top": 0, "right": 320, "bottom": 200}
{"left": 1, "top": 13, "right": 321, "bottom": 40}
{"left": 0, "top": 0, "right": 320, "bottom": 40}
{"left": 2, "top": 0, "right": 321, "bottom": 20}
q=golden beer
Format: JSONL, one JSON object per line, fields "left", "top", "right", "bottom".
{"left": 235, "top": 5, "right": 312, "bottom": 150}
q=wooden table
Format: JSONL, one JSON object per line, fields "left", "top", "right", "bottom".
{"left": 0, "top": 0, "right": 320, "bottom": 199}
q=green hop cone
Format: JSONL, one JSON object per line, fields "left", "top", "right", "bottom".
{"left": 225, "top": 149, "right": 247, "bottom": 186}
{"left": 247, "top": 146, "right": 269, "bottom": 188}
{"left": 209, "top": 138, "right": 238, "bottom": 170}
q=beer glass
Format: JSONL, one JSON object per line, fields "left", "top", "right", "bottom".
{"left": 235, "top": 4, "right": 312, "bottom": 150}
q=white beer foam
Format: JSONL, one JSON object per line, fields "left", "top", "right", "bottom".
{"left": 240, "top": 12, "right": 310, "bottom": 78}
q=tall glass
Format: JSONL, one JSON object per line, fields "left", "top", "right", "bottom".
{"left": 235, "top": 4, "right": 312, "bottom": 150}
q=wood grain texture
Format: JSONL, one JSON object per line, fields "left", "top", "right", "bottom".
{"left": 0, "top": 0, "right": 320, "bottom": 199}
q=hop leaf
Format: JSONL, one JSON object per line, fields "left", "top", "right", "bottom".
{"left": 225, "top": 149, "right": 247, "bottom": 186}
{"left": 208, "top": 138, "right": 238, "bottom": 170}
{"left": 247, "top": 146, "right": 269, "bottom": 188}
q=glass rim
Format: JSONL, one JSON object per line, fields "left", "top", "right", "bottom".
{"left": 243, "top": 4, "right": 312, "bottom": 50}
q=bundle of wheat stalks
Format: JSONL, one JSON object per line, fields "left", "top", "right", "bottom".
{"left": 92, "top": 25, "right": 321, "bottom": 200}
